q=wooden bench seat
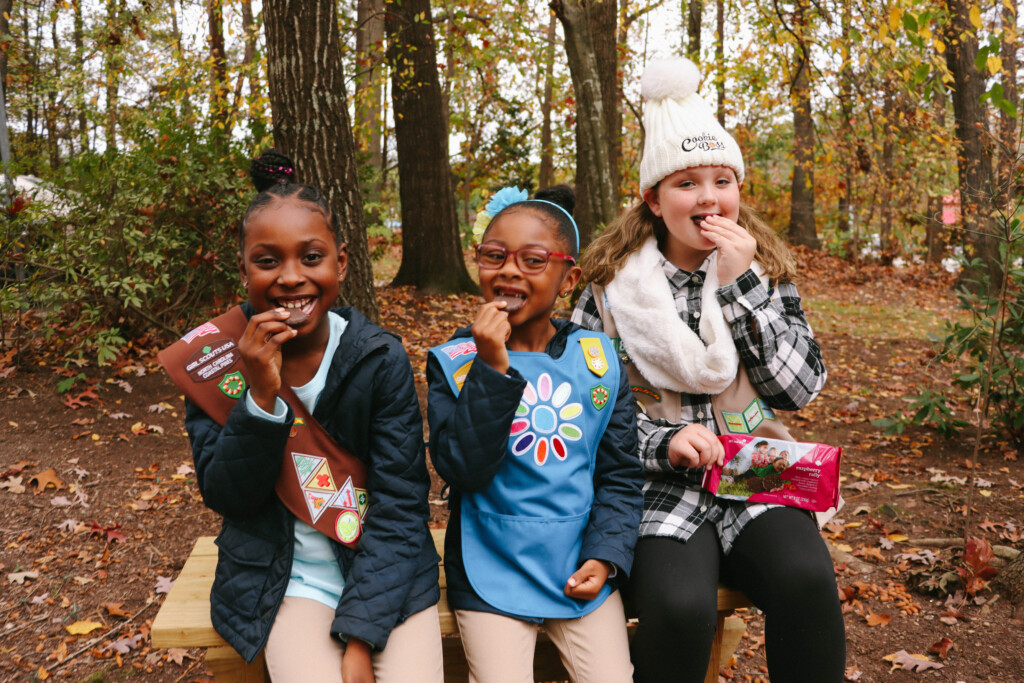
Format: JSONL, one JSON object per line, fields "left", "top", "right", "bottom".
{"left": 152, "top": 530, "right": 749, "bottom": 682}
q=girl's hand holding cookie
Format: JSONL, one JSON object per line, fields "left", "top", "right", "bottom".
{"left": 471, "top": 301, "right": 511, "bottom": 374}
{"left": 238, "top": 308, "right": 298, "bottom": 412}
{"left": 699, "top": 214, "right": 757, "bottom": 285}
{"left": 564, "top": 559, "right": 611, "bottom": 601}
{"left": 668, "top": 423, "right": 725, "bottom": 470}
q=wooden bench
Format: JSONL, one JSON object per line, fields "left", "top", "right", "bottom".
{"left": 152, "top": 530, "right": 749, "bottom": 682}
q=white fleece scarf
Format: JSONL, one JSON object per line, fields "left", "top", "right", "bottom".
{"left": 605, "top": 237, "right": 745, "bottom": 395}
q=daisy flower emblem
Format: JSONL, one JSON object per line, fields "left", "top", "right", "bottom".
{"left": 509, "top": 373, "right": 583, "bottom": 466}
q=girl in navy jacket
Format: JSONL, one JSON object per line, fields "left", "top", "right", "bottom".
{"left": 180, "top": 151, "right": 441, "bottom": 683}
{"left": 427, "top": 185, "right": 643, "bottom": 682}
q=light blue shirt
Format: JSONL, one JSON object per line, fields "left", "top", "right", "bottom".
{"left": 245, "top": 312, "right": 348, "bottom": 608}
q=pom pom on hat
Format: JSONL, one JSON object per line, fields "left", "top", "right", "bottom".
{"left": 638, "top": 56, "right": 744, "bottom": 193}
{"left": 641, "top": 56, "right": 701, "bottom": 101}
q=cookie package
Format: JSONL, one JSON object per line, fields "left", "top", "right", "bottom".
{"left": 702, "top": 435, "right": 842, "bottom": 512}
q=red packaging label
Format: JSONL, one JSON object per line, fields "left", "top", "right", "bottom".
{"left": 702, "top": 435, "right": 841, "bottom": 512}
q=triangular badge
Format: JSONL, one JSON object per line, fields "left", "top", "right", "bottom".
{"left": 303, "top": 489, "right": 335, "bottom": 524}
{"left": 331, "top": 476, "right": 358, "bottom": 510}
{"left": 292, "top": 453, "right": 324, "bottom": 488}
{"left": 303, "top": 460, "right": 337, "bottom": 492}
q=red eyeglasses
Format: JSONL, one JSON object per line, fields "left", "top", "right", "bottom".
{"left": 474, "top": 243, "right": 577, "bottom": 274}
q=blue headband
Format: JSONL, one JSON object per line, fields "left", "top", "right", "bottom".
{"left": 472, "top": 186, "right": 580, "bottom": 252}
{"left": 527, "top": 199, "right": 580, "bottom": 252}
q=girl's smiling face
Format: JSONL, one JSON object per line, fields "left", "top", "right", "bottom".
{"left": 644, "top": 165, "right": 740, "bottom": 271}
{"left": 478, "top": 209, "right": 580, "bottom": 333}
{"left": 239, "top": 198, "right": 347, "bottom": 341}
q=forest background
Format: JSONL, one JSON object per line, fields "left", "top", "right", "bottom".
{"left": 1, "top": 0, "right": 1023, "bottom": 680}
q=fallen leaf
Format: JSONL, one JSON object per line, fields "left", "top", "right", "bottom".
{"left": 66, "top": 620, "right": 104, "bottom": 635}
{"left": 166, "top": 648, "right": 191, "bottom": 665}
{"left": 928, "top": 637, "right": 955, "bottom": 659}
{"left": 865, "top": 609, "right": 892, "bottom": 626}
{"left": 8, "top": 571, "right": 40, "bottom": 584}
{"left": 50, "top": 496, "right": 73, "bottom": 507}
{"left": 57, "top": 519, "right": 79, "bottom": 532}
{"left": 0, "top": 475, "right": 26, "bottom": 494}
{"left": 29, "top": 469, "right": 66, "bottom": 494}
{"left": 884, "top": 650, "right": 943, "bottom": 672}
{"left": 155, "top": 576, "right": 174, "bottom": 594}
{"left": 106, "top": 634, "right": 143, "bottom": 653}
{"left": 102, "top": 602, "right": 132, "bottom": 618}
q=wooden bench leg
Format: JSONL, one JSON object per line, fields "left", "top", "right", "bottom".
{"left": 703, "top": 611, "right": 727, "bottom": 683}
{"left": 205, "top": 647, "right": 268, "bottom": 683}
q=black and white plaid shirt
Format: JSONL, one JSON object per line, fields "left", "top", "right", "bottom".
{"left": 571, "top": 253, "right": 826, "bottom": 552}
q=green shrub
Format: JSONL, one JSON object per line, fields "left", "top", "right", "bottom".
{"left": 2, "top": 120, "right": 251, "bottom": 364}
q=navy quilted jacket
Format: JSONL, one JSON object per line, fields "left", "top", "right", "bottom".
{"left": 426, "top": 319, "right": 643, "bottom": 621}
{"left": 184, "top": 305, "right": 439, "bottom": 662}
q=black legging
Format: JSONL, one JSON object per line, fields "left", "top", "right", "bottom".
{"left": 629, "top": 507, "right": 845, "bottom": 683}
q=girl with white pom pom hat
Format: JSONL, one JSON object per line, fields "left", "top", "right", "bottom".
{"left": 570, "top": 57, "right": 845, "bottom": 682}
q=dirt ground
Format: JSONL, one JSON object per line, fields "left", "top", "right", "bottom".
{"left": 1, "top": 249, "right": 1022, "bottom": 682}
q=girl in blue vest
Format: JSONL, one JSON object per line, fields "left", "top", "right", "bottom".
{"left": 182, "top": 151, "right": 442, "bottom": 683}
{"left": 427, "top": 185, "right": 644, "bottom": 682}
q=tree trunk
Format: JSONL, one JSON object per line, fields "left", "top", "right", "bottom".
{"left": 787, "top": 0, "right": 819, "bottom": 248}
{"left": 385, "top": 0, "right": 476, "bottom": 293}
{"left": 103, "top": 0, "right": 123, "bottom": 153}
{"left": 715, "top": 0, "right": 724, "bottom": 125}
{"left": 71, "top": 0, "right": 88, "bottom": 152}
{"left": 0, "top": 0, "right": 10, "bottom": 96}
{"left": 998, "top": 0, "right": 1018, "bottom": 208}
{"left": 943, "top": 0, "right": 1001, "bottom": 287}
{"left": 554, "top": 0, "right": 619, "bottom": 245}
{"left": 263, "top": 0, "right": 379, "bottom": 319}
{"left": 45, "top": 10, "right": 60, "bottom": 169}
{"left": 355, "top": 0, "right": 384, "bottom": 228}
{"left": 837, "top": 0, "right": 853, "bottom": 239}
{"left": 236, "top": 0, "right": 265, "bottom": 140}
{"left": 539, "top": 11, "right": 558, "bottom": 189}
{"left": 207, "top": 0, "right": 229, "bottom": 151}
{"left": 686, "top": 0, "right": 702, "bottom": 62}
{"left": 926, "top": 195, "right": 946, "bottom": 263}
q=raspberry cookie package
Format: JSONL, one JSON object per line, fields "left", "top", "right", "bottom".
{"left": 702, "top": 435, "right": 842, "bottom": 512}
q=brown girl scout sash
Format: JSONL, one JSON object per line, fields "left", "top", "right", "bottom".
{"left": 158, "top": 307, "right": 368, "bottom": 548}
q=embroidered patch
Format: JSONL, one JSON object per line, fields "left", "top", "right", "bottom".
{"left": 757, "top": 399, "right": 777, "bottom": 421}
{"left": 182, "top": 321, "right": 220, "bottom": 343}
{"left": 510, "top": 373, "right": 582, "bottom": 466}
{"left": 631, "top": 386, "right": 661, "bottom": 402}
{"left": 440, "top": 340, "right": 477, "bottom": 360}
{"left": 218, "top": 371, "right": 246, "bottom": 398}
{"left": 590, "top": 384, "right": 610, "bottom": 410}
{"left": 335, "top": 509, "right": 361, "bottom": 543}
{"left": 289, "top": 417, "right": 306, "bottom": 438}
{"left": 185, "top": 339, "right": 239, "bottom": 382}
{"left": 453, "top": 360, "right": 474, "bottom": 392}
{"left": 579, "top": 337, "right": 609, "bottom": 377}
{"left": 611, "top": 337, "right": 631, "bottom": 365}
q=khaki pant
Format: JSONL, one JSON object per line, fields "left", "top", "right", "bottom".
{"left": 264, "top": 597, "right": 444, "bottom": 683}
{"left": 455, "top": 590, "right": 633, "bottom": 683}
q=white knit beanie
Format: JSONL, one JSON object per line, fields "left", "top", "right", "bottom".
{"left": 638, "top": 56, "right": 744, "bottom": 193}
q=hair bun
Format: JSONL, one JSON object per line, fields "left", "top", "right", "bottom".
{"left": 534, "top": 184, "right": 575, "bottom": 216}
{"left": 250, "top": 148, "right": 295, "bottom": 193}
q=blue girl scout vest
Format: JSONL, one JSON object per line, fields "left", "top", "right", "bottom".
{"left": 430, "top": 329, "right": 620, "bottom": 619}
